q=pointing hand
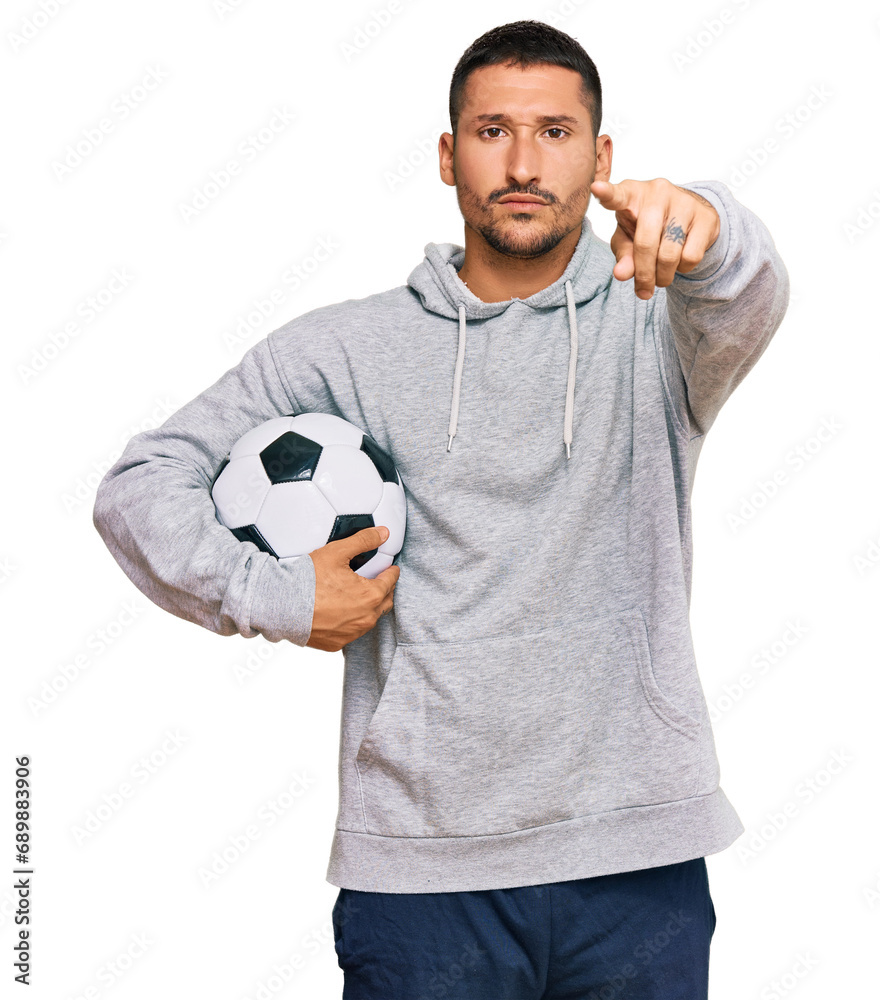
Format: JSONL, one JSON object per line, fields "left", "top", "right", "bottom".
{"left": 590, "top": 177, "right": 721, "bottom": 300}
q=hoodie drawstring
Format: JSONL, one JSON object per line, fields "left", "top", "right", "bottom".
{"left": 563, "top": 278, "right": 578, "bottom": 460}
{"left": 446, "top": 303, "right": 468, "bottom": 453}
{"left": 446, "top": 279, "right": 580, "bottom": 460}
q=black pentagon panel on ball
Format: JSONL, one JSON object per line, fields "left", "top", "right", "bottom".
{"left": 260, "top": 431, "right": 322, "bottom": 485}
{"left": 210, "top": 454, "right": 230, "bottom": 491}
{"left": 328, "top": 513, "right": 376, "bottom": 571}
{"left": 361, "top": 434, "right": 398, "bottom": 484}
{"left": 230, "top": 523, "right": 278, "bottom": 558}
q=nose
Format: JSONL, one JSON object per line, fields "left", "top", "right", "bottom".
{"left": 505, "top": 131, "right": 542, "bottom": 191}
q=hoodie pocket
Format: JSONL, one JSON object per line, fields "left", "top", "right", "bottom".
{"left": 353, "top": 607, "right": 702, "bottom": 838}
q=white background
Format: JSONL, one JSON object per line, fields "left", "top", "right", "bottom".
{"left": 2, "top": 0, "right": 879, "bottom": 997}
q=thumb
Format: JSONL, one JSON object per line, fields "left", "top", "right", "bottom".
{"left": 590, "top": 179, "right": 625, "bottom": 210}
{"left": 609, "top": 227, "right": 635, "bottom": 281}
{"left": 332, "top": 524, "right": 389, "bottom": 561}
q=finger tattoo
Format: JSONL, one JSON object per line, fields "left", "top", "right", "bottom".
{"left": 663, "top": 217, "right": 687, "bottom": 245}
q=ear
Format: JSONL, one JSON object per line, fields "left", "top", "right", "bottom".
{"left": 438, "top": 132, "right": 456, "bottom": 188}
{"left": 594, "top": 134, "right": 613, "bottom": 183}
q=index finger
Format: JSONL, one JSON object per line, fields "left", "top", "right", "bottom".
{"left": 375, "top": 563, "right": 400, "bottom": 591}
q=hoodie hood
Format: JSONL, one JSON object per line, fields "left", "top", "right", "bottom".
{"left": 406, "top": 215, "right": 616, "bottom": 459}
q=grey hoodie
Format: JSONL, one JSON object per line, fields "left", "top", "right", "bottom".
{"left": 93, "top": 179, "right": 790, "bottom": 893}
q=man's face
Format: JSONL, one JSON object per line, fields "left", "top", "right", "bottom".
{"left": 440, "top": 61, "right": 608, "bottom": 259}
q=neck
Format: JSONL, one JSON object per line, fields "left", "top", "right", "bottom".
{"left": 456, "top": 222, "right": 583, "bottom": 303}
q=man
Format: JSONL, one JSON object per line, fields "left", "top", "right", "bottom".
{"left": 93, "top": 19, "right": 789, "bottom": 1000}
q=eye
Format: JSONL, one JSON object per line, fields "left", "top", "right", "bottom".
{"left": 478, "top": 126, "right": 569, "bottom": 140}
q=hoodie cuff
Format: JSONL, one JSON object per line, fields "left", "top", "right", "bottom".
{"left": 672, "top": 180, "right": 731, "bottom": 284}
{"left": 238, "top": 551, "right": 317, "bottom": 647}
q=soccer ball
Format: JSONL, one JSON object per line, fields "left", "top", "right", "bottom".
{"left": 210, "top": 412, "right": 406, "bottom": 578}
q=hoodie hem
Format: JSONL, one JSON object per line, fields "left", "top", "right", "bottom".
{"left": 324, "top": 787, "right": 744, "bottom": 893}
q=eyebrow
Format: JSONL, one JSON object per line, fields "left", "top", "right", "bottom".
{"left": 470, "top": 112, "right": 582, "bottom": 127}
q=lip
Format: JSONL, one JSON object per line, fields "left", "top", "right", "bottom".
{"left": 498, "top": 194, "right": 547, "bottom": 204}
{"left": 498, "top": 200, "right": 546, "bottom": 211}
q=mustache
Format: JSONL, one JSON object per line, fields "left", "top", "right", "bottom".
{"left": 492, "top": 191, "right": 554, "bottom": 203}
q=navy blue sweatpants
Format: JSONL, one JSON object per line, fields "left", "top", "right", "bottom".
{"left": 332, "top": 857, "right": 716, "bottom": 999}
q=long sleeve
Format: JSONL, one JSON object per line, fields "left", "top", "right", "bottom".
{"left": 652, "top": 179, "right": 790, "bottom": 439}
{"left": 92, "top": 333, "right": 316, "bottom": 646}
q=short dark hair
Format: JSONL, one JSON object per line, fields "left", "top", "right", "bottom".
{"left": 449, "top": 20, "right": 602, "bottom": 144}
